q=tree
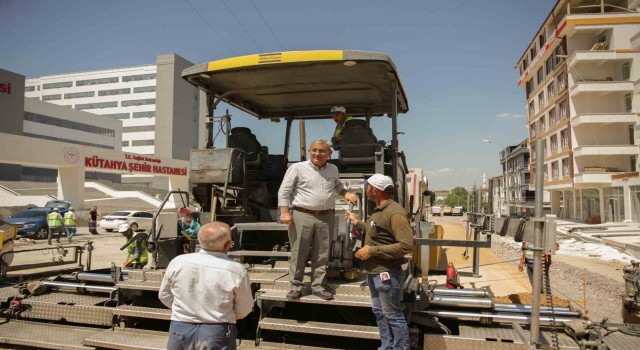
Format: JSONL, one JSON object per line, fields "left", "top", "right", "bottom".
{"left": 444, "top": 187, "right": 468, "bottom": 210}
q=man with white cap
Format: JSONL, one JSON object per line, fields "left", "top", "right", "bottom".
{"left": 330, "top": 106, "right": 354, "bottom": 147}
{"left": 119, "top": 223, "right": 149, "bottom": 269}
{"left": 346, "top": 173, "right": 413, "bottom": 350}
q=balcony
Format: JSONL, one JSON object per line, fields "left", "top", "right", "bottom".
{"left": 568, "top": 50, "right": 634, "bottom": 67}
{"left": 570, "top": 80, "right": 634, "bottom": 96}
{"left": 574, "top": 172, "right": 613, "bottom": 185}
{"left": 571, "top": 113, "right": 636, "bottom": 127}
{"left": 574, "top": 145, "right": 638, "bottom": 157}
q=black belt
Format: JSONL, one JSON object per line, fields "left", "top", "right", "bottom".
{"left": 293, "top": 207, "right": 333, "bottom": 216}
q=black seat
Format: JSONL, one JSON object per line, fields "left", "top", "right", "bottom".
{"left": 228, "top": 127, "right": 263, "bottom": 166}
{"left": 338, "top": 119, "right": 380, "bottom": 169}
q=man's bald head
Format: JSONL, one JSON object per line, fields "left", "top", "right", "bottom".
{"left": 198, "top": 222, "right": 232, "bottom": 252}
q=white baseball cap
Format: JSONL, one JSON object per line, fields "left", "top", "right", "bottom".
{"left": 118, "top": 223, "right": 130, "bottom": 233}
{"left": 330, "top": 106, "right": 346, "bottom": 114}
{"left": 363, "top": 174, "right": 395, "bottom": 192}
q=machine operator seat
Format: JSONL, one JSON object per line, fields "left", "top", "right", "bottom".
{"left": 337, "top": 119, "right": 380, "bottom": 171}
{"left": 228, "top": 127, "right": 264, "bottom": 167}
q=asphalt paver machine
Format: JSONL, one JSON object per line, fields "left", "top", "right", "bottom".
{"left": 0, "top": 50, "right": 637, "bottom": 350}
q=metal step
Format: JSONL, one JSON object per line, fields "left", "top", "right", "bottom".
{"left": 116, "top": 279, "right": 161, "bottom": 291}
{"left": 259, "top": 290, "right": 371, "bottom": 307}
{"left": 249, "top": 271, "right": 288, "bottom": 284}
{"left": 20, "top": 293, "right": 114, "bottom": 326}
{"left": 248, "top": 341, "right": 344, "bottom": 350}
{"left": 259, "top": 317, "right": 380, "bottom": 340}
{"left": 229, "top": 250, "right": 291, "bottom": 258}
{"left": 113, "top": 305, "right": 172, "bottom": 320}
{"left": 0, "top": 320, "right": 104, "bottom": 350}
{"left": 264, "top": 276, "right": 370, "bottom": 297}
{"left": 83, "top": 328, "right": 168, "bottom": 350}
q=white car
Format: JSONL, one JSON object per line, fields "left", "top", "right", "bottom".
{"left": 100, "top": 210, "right": 154, "bottom": 232}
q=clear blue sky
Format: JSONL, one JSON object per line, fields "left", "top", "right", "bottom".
{"left": 0, "top": 0, "right": 556, "bottom": 190}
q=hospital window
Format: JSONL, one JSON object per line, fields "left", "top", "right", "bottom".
{"left": 43, "top": 81, "right": 72, "bottom": 89}
{"left": 76, "top": 77, "right": 119, "bottom": 86}
{"left": 121, "top": 98, "right": 155, "bottom": 107}
{"left": 64, "top": 91, "right": 95, "bottom": 99}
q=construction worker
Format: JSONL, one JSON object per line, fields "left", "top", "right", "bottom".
{"left": 47, "top": 208, "right": 64, "bottom": 245}
{"left": 119, "top": 223, "right": 149, "bottom": 269}
{"left": 347, "top": 173, "right": 414, "bottom": 350}
{"left": 179, "top": 212, "right": 201, "bottom": 253}
{"left": 63, "top": 207, "right": 77, "bottom": 242}
{"left": 330, "top": 106, "right": 354, "bottom": 147}
{"left": 518, "top": 240, "right": 559, "bottom": 293}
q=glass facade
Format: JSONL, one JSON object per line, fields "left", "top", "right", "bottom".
{"left": 24, "top": 112, "right": 116, "bottom": 137}
{"left": 132, "top": 140, "right": 154, "bottom": 146}
{"left": 98, "top": 88, "right": 131, "bottom": 96}
{"left": 76, "top": 77, "right": 119, "bottom": 86}
{"left": 25, "top": 86, "right": 35, "bottom": 92}
{"left": 121, "top": 98, "right": 155, "bottom": 107}
{"left": 43, "top": 81, "right": 73, "bottom": 89}
{"left": 23, "top": 132, "right": 114, "bottom": 149}
{"left": 42, "top": 94, "right": 62, "bottom": 101}
{"left": 133, "top": 86, "right": 156, "bottom": 93}
{"left": 122, "top": 73, "right": 156, "bottom": 82}
{"left": 75, "top": 101, "right": 118, "bottom": 110}
{"left": 603, "top": 187, "right": 624, "bottom": 223}
{"left": 132, "top": 111, "right": 155, "bottom": 118}
{"left": 102, "top": 113, "right": 130, "bottom": 119}
{"left": 64, "top": 91, "right": 95, "bottom": 99}
{"left": 123, "top": 125, "right": 155, "bottom": 133}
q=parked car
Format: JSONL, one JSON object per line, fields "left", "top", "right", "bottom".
{"left": 431, "top": 206, "right": 442, "bottom": 215}
{"left": 100, "top": 210, "right": 154, "bottom": 232}
{"left": 452, "top": 206, "right": 464, "bottom": 216}
{"left": 4, "top": 200, "right": 71, "bottom": 239}
{"left": 5, "top": 208, "right": 50, "bottom": 239}
{"left": 442, "top": 205, "right": 453, "bottom": 216}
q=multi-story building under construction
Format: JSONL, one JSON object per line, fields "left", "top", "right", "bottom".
{"left": 516, "top": 0, "right": 640, "bottom": 223}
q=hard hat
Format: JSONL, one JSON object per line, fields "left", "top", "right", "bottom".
{"left": 118, "top": 223, "right": 130, "bottom": 233}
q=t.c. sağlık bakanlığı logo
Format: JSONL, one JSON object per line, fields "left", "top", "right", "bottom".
{"left": 63, "top": 146, "right": 80, "bottom": 164}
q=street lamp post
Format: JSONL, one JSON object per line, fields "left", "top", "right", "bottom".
{"left": 482, "top": 139, "right": 510, "bottom": 218}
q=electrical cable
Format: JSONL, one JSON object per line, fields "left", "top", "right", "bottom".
{"left": 221, "top": 0, "right": 263, "bottom": 52}
{"left": 183, "top": 0, "right": 238, "bottom": 55}
{"left": 249, "top": 0, "right": 285, "bottom": 51}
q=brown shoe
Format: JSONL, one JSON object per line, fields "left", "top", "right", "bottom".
{"left": 313, "top": 290, "right": 334, "bottom": 300}
{"left": 286, "top": 290, "right": 302, "bottom": 300}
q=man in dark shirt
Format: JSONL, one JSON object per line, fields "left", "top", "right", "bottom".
{"left": 347, "top": 173, "right": 413, "bottom": 350}
{"left": 89, "top": 206, "right": 100, "bottom": 235}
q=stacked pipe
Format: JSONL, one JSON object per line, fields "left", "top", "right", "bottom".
{"left": 422, "top": 286, "right": 581, "bottom": 325}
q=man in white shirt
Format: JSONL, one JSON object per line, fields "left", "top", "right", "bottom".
{"left": 278, "top": 139, "right": 358, "bottom": 300}
{"left": 159, "top": 222, "right": 253, "bottom": 350}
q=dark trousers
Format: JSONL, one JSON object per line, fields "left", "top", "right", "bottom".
{"left": 89, "top": 221, "right": 98, "bottom": 235}
{"left": 167, "top": 321, "right": 236, "bottom": 350}
{"left": 47, "top": 226, "right": 64, "bottom": 244}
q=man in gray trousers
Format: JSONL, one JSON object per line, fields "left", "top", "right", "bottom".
{"left": 278, "top": 139, "right": 358, "bottom": 300}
